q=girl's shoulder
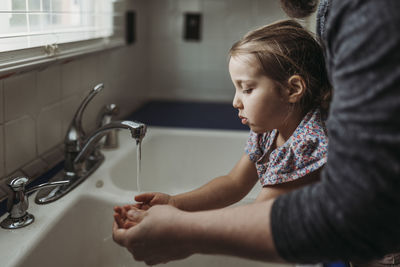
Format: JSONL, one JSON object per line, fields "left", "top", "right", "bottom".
{"left": 260, "top": 109, "right": 328, "bottom": 185}
{"left": 292, "top": 108, "right": 328, "bottom": 143}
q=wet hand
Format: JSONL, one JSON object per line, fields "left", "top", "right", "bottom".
{"left": 114, "top": 205, "right": 144, "bottom": 229}
{"left": 112, "top": 205, "right": 195, "bottom": 265}
{"left": 134, "top": 192, "right": 174, "bottom": 209}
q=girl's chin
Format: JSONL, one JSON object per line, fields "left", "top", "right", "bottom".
{"left": 249, "top": 125, "right": 271, "bottom": 134}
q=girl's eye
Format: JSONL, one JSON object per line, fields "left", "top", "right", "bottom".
{"left": 243, "top": 89, "right": 253, "bottom": 94}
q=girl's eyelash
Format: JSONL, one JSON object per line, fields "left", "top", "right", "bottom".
{"left": 243, "top": 89, "right": 253, "bottom": 94}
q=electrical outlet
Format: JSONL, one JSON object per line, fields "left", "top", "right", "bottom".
{"left": 126, "top": 11, "right": 136, "bottom": 44}
{"left": 184, "top": 13, "right": 202, "bottom": 41}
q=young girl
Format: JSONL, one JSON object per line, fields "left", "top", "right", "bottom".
{"left": 114, "top": 19, "right": 332, "bottom": 229}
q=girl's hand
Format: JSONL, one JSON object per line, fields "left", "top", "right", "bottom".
{"left": 134, "top": 192, "right": 175, "bottom": 209}
{"left": 114, "top": 205, "right": 142, "bottom": 229}
{"left": 112, "top": 205, "right": 194, "bottom": 265}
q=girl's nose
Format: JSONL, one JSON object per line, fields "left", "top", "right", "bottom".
{"left": 232, "top": 92, "right": 242, "bottom": 109}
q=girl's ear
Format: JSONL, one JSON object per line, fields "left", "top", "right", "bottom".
{"left": 287, "top": 75, "right": 306, "bottom": 103}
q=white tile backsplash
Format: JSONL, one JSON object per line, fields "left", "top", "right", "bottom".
{"left": 177, "top": 0, "right": 201, "bottom": 11}
{"left": 254, "top": 0, "right": 288, "bottom": 26}
{"left": 61, "top": 95, "right": 80, "bottom": 135}
{"left": 41, "top": 146, "right": 63, "bottom": 167}
{"left": 0, "top": 125, "right": 4, "bottom": 178}
{"left": 0, "top": 80, "right": 4, "bottom": 124}
{"left": 4, "top": 72, "right": 38, "bottom": 122}
{"left": 5, "top": 116, "right": 36, "bottom": 174}
{"left": 80, "top": 55, "right": 99, "bottom": 92}
{"left": 61, "top": 59, "right": 82, "bottom": 97}
{"left": 37, "top": 103, "right": 62, "bottom": 155}
{"left": 21, "top": 158, "right": 48, "bottom": 179}
{"left": 37, "top": 64, "right": 62, "bottom": 107}
{"left": 202, "top": 0, "right": 229, "bottom": 39}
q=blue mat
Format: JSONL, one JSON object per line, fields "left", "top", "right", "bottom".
{"left": 127, "top": 101, "right": 248, "bottom": 131}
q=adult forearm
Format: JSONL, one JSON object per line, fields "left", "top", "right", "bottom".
{"left": 113, "top": 201, "right": 284, "bottom": 265}
{"left": 183, "top": 200, "right": 284, "bottom": 262}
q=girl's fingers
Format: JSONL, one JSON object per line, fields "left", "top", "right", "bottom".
{"left": 114, "top": 213, "right": 124, "bottom": 228}
{"left": 134, "top": 193, "right": 156, "bottom": 203}
{"left": 114, "top": 206, "right": 122, "bottom": 213}
{"left": 126, "top": 209, "right": 146, "bottom": 222}
{"left": 123, "top": 221, "right": 137, "bottom": 229}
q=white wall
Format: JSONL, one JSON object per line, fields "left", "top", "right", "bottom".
{"left": 147, "top": 0, "right": 289, "bottom": 102}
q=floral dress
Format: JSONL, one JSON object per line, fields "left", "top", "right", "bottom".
{"left": 245, "top": 109, "right": 328, "bottom": 186}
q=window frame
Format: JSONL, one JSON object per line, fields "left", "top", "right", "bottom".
{"left": 0, "top": 0, "right": 126, "bottom": 75}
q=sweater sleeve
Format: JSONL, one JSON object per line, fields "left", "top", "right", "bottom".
{"left": 270, "top": 0, "right": 400, "bottom": 263}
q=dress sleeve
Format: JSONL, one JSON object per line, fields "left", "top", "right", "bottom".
{"left": 271, "top": 0, "right": 400, "bottom": 263}
{"left": 259, "top": 135, "right": 327, "bottom": 185}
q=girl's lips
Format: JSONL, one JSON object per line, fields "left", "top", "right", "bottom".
{"left": 239, "top": 116, "right": 248, "bottom": 125}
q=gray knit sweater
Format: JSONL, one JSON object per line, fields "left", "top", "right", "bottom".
{"left": 271, "top": 0, "right": 400, "bottom": 263}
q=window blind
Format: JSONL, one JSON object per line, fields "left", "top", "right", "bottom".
{"left": 0, "top": 0, "right": 121, "bottom": 52}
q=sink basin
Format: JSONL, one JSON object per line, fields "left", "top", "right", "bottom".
{"left": 1, "top": 127, "right": 292, "bottom": 267}
{"left": 110, "top": 127, "right": 260, "bottom": 196}
{"left": 15, "top": 195, "right": 291, "bottom": 267}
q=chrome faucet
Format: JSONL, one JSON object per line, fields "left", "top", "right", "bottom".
{"left": 98, "top": 104, "right": 120, "bottom": 149}
{"left": 35, "top": 84, "right": 147, "bottom": 204}
{"left": 1, "top": 177, "right": 69, "bottom": 229}
{"left": 75, "top": 120, "right": 146, "bottom": 166}
{"left": 64, "top": 83, "right": 104, "bottom": 174}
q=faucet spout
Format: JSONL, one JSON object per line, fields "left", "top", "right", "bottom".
{"left": 65, "top": 83, "right": 104, "bottom": 153}
{"left": 71, "top": 83, "right": 104, "bottom": 138}
{"left": 64, "top": 83, "right": 104, "bottom": 173}
{"left": 74, "top": 120, "right": 147, "bottom": 165}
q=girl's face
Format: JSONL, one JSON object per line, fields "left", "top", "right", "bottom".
{"left": 229, "top": 55, "right": 290, "bottom": 133}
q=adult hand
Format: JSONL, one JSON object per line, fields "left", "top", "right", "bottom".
{"left": 113, "top": 200, "right": 283, "bottom": 265}
{"left": 134, "top": 192, "right": 175, "bottom": 210}
{"left": 112, "top": 205, "right": 195, "bottom": 265}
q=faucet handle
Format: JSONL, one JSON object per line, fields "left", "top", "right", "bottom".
{"left": 98, "top": 104, "right": 119, "bottom": 126}
{"left": 0, "top": 177, "right": 69, "bottom": 230}
{"left": 97, "top": 104, "right": 120, "bottom": 149}
{"left": 8, "top": 176, "right": 29, "bottom": 191}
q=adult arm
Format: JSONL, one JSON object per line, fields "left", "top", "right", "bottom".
{"left": 271, "top": 0, "right": 400, "bottom": 263}
{"left": 113, "top": 200, "right": 284, "bottom": 266}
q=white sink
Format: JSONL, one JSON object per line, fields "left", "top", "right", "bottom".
{"left": 0, "top": 127, "right": 292, "bottom": 267}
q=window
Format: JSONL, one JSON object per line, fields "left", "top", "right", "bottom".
{"left": 0, "top": 0, "right": 124, "bottom": 72}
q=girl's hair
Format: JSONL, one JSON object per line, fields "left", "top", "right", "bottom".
{"left": 229, "top": 20, "right": 332, "bottom": 117}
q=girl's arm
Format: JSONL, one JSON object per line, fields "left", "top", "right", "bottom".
{"left": 255, "top": 168, "right": 321, "bottom": 202}
{"left": 172, "top": 153, "right": 259, "bottom": 211}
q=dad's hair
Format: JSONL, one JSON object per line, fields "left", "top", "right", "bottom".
{"left": 280, "top": 0, "right": 318, "bottom": 18}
